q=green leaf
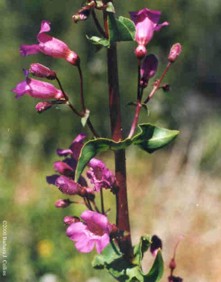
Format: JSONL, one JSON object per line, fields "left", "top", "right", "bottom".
{"left": 133, "top": 235, "right": 152, "bottom": 266}
{"left": 144, "top": 250, "right": 164, "bottom": 282}
{"left": 93, "top": 241, "right": 164, "bottom": 282}
{"left": 108, "top": 14, "right": 135, "bottom": 43}
{"left": 75, "top": 137, "right": 132, "bottom": 181}
{"left": 93, "top": 242, "right": 144, "bottom": 282}
{"left": 75, "top": 123, "right": 179, "bottom": 180}
{"left": 86, "top": 35, "right": 109, "bottom": 47}
{"left": 86, "top": 15, "right": 135, "bottom": 48}
{"left": 132, "top": 124, "right": 179, "bottom": 153}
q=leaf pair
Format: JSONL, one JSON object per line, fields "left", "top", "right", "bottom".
{"left": 75, "top": 123, "right": 179, "bottom": 181}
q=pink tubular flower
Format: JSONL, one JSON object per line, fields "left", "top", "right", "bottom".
{"left": 66, "top": 210, "right": 112, "bottom": 253}
{"left": 140, "top": 54, "right": 158, "bottom": 88}
{"left": 20, "top": 20, "right": 79, "bottom": 65}
{"left": 130, "top": 8, "right": 169, "bottom": 58}
{"left": 12, "top": 77, "right": 64, "bottom": 99}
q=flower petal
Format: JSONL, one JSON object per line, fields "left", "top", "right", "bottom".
{"left": 20, "top": 44, "right": 40, "bottom": 56}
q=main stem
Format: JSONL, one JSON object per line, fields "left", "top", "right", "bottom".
{"left": 107, "top": 43, "right": 132, "bottom": 258}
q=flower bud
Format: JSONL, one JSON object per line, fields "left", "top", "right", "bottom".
{"left": 135, "top": 45, "right": 147, "bottom": 59}
{"left": 72, "top": 10, "right": 90, "bottom": 23}
{"left": 35, "top": 101, "right": 52, "bottom": 113}
{"left": 30, "top": 63, "right": 56, "bottom": 79}
{"left": 169, "top": 257, "right": 176, "bottom": 270}
{"left": 140, "top": 54, "right": 158, "bottom": 88}
{"left": 168, "top": 43, "right": 182, "bottom": 63}
{"left": 161, "top": 84, "right": 170, "bottom": 92}
{"left": 168, "top": 275, "right": 183, "bottom": 282}
{"left": 63, "top": 216, "right": 80, "bottom": 225}
{"left": 150, "top": 235, "right": 162, "bottom": 256}
{"left": 55, "top": 199, "right": 72, "bottom": 208}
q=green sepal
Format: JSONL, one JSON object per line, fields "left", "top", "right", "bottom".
{"left": 132, "top": 124, "right": 179, "bottom": 153}
{"left": 95, "top": 0, "right": 103, "bottom": 9}
{"left": 108, "top": 14, "right": 135, "bottom": 43}
{"left": 81, "top": 109, "right": 90, "bottom": 127}
{"left": 106, "top": 2, "right": 115, "bottom": 13}
{"left": 144, "top": 250, "right": 164, "bottom": 282}
{"left": 75, "top": 137, "right": 132, "bottom": 181}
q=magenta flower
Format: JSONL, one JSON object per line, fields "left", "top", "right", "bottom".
{"left": 87, "top": 158, "right": 116, "bottom": 192}
{"left": 57, "top": 133, "right": 86, "bottom": 160}
{"left": 140, "top": 54, "right": 158, "bottom": 88}
{"left": 66, "top": 210, "right": 112, "bottom": 253}
{"left": 20, "top": 20, "right": 79, "bottom": 65}
{"left": 130, "top": 8, "right": 169, "bottom": 58}
{"left": 55, "top": 175, "right": 82, "bottom": 195}
{"left": 12, "top": 77, "right": 63, "bottom": 99}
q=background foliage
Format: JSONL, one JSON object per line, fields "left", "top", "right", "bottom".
{"left": 1, "top": 0, "right": 221, "bottom": 281}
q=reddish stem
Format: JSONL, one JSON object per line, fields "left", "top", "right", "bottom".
{"left": 144, "top": 62, "right": 172, "bottom": 104}
{"left": 107, "top": 40, "right": 132, "bottom": 258}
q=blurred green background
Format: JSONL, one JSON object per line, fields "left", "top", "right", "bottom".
{"left": 1, "top": 0, "right": 221, "bottom": 281}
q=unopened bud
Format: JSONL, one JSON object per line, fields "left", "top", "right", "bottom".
{"left": 140, "top": 54, "right": 158, "bottom": 88}
{"left": 35, "top": 101, "right": 52, "bottom": 113}
{"left": 55, "top": 199, "right": 72, "bottom": 208}
{"left": 72, "top": 10, "right": 90, "bottom": 23}
{"left": 63, "top": 216, "right": 80, "bottom": 225}
{"left": 168, "top": 275, "right": 183, "bottom": 282}
{"left": 135, "top": 45, "right": 147, "bottom": 59}
{"left": 150, "top": 235, "right": 163, "bottom": 256}
{"left": 29, "top": 63, "right": 56, "bottom": 79}
{"left": 169, "top": 257, "right": 176, "bottom": 270}
{"left": 161, "top": 84, "right": 170, "bottom": 92}
{"left": 168, "top": 43, "right": 182, "bottom": 63}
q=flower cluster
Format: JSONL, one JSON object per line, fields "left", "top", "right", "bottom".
{"left": 12, "top": 20, "right": 80, "bottom": 112}
{"left": 46, "top": 134, "right": 116, "bottom": 253}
